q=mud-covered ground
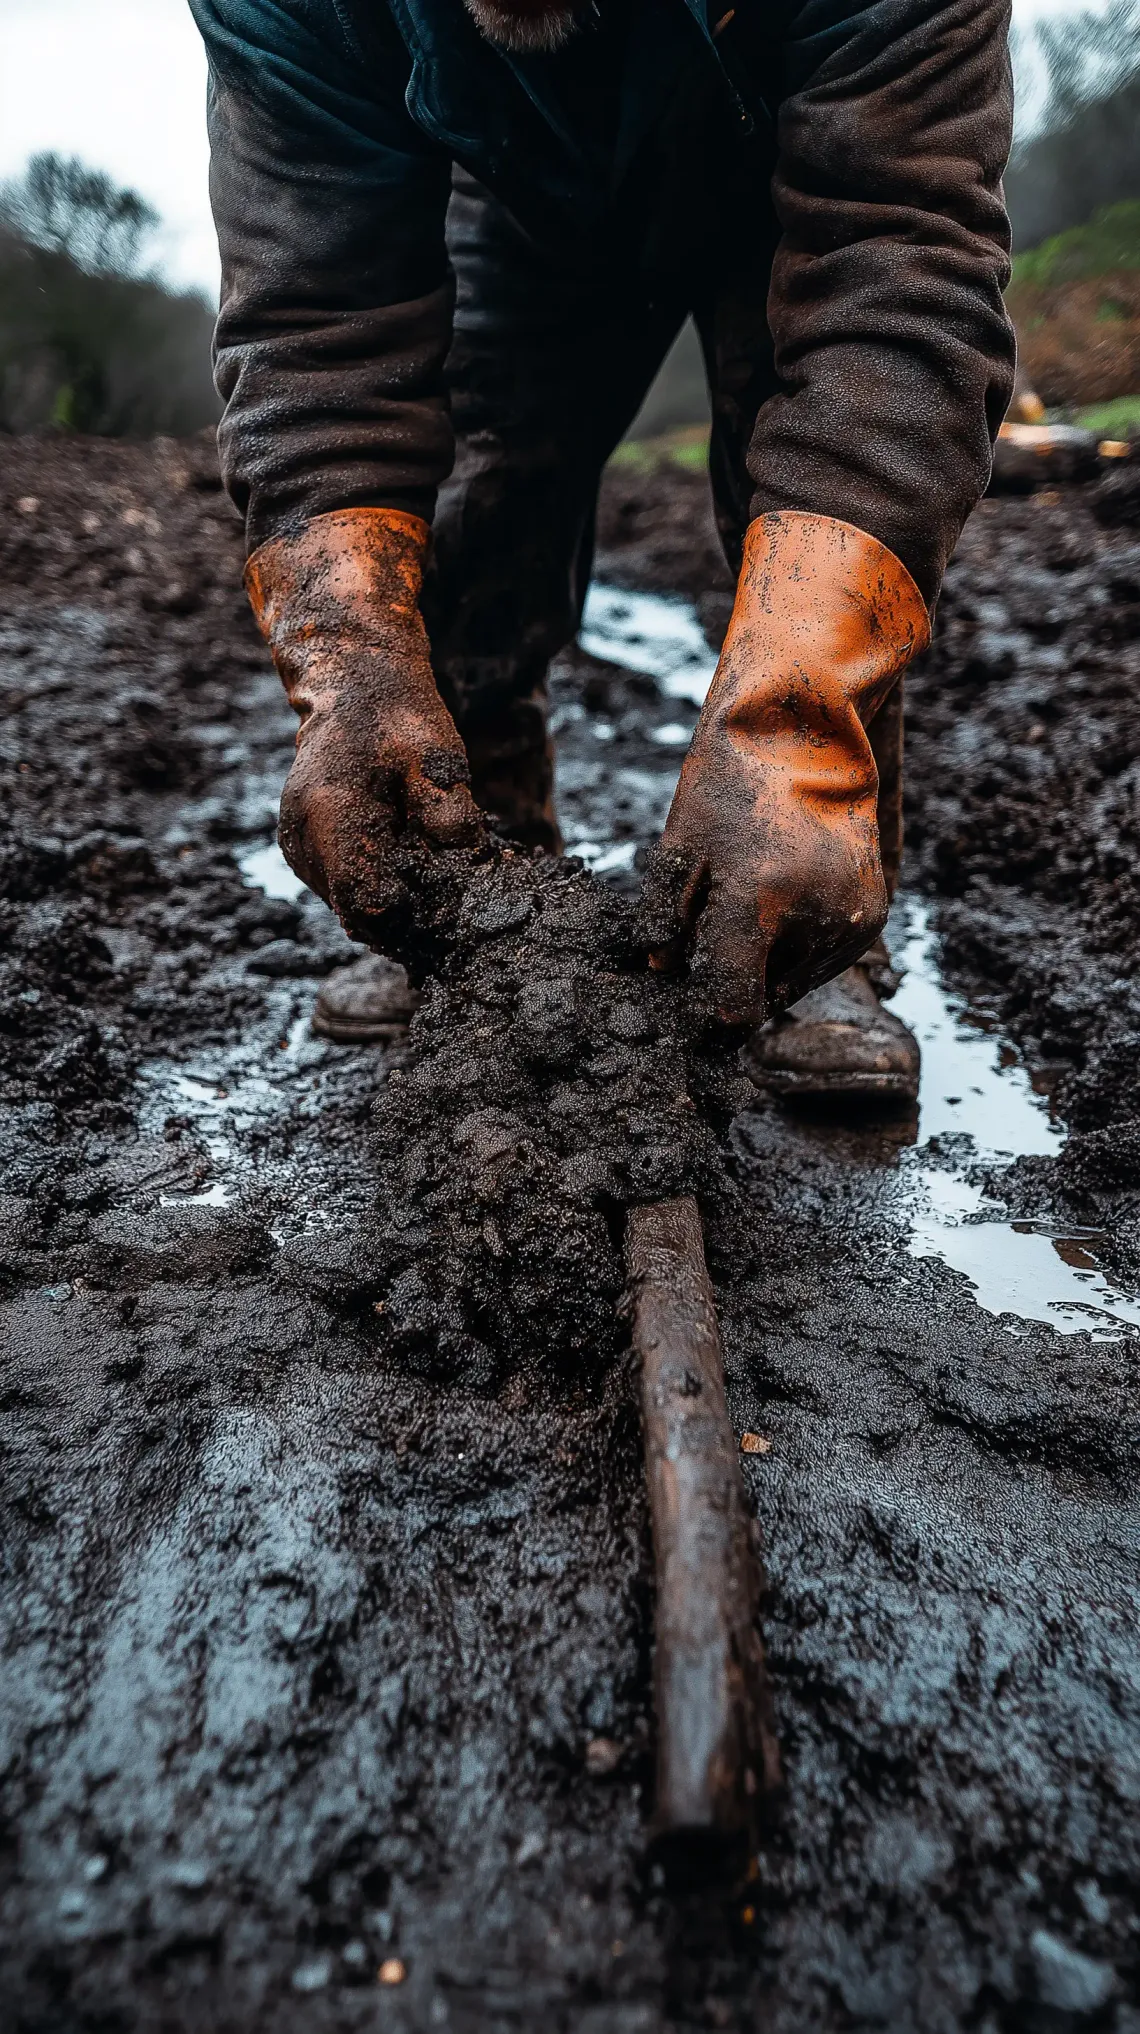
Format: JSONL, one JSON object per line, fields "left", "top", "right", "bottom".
{"left": 2, "top": 437, "right": 1140, "bottom": 2033}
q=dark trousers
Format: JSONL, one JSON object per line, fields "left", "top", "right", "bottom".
{"left": 421, "top": 169, "right": 905, "bottom": 886}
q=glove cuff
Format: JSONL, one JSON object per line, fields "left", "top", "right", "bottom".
{"left": 729, "top": 512, "right": 931, "bottom": 727}
{"left": 245, "top": 506, "right": 432, "bottom": 657}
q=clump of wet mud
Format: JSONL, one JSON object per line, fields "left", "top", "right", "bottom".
{"left": 368, "top": 846, "right": 736, "bottom": 1388}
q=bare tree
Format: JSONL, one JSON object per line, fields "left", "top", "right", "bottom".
{"left": 0, "top": 153, "right": 158, "bottom": 279}
{"left": 0, "top": 154, "right": 218, "bottom": 437}
{"left": 1007, "top": 1, "right": 1140, "bottom": 248}
{"left": 1039, "top": 0, "right": 1140, "bottom": 126}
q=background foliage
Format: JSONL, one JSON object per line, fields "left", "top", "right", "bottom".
{"left": 0, "top": 153, "right": 219, "bottom": 437}
{"left": 3, "top": 7, "right": 1140, "bottom": 445}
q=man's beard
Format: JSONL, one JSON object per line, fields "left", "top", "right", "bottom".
{"left": 462, "top": 0, "right": 587, "bottom": 53}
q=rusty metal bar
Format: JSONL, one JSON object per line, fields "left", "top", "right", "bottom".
{"left": 626, "top": 1195, "right": 780, "bottom": 1866}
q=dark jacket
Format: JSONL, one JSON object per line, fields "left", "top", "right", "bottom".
{"left": 188, "top": 0, "right": 1015, "bottom": 603}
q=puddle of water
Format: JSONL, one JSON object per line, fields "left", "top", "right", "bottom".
{"left": 889, "top": 907, "right": 1062, "bottom": 1160}
{"left": 888, "top": 903, "right": 1140, "bottom": 1337}
{"left": 905, "top": 1168, "right": 1138, "bottom": 1338}
{"left": 170, "top": 1074, "right": 228, "bottom": 1107}
{"left": 137, "top": 983, "right": 329, "bottom": 1209}
{"left": 579, "top": 586, "right": 717, "bottom": 707}
{"left": 568, "top": 840, "right": 639, "bottom": 876}
{"left": 239, "top": 841, "right": 306, "bottom": 902}
{"left": 160, "top": 1181, "right": 233, "bottom": 1211}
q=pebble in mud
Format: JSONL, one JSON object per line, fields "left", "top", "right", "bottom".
{"left": 1030, "top": 1932, "right": 1117, "bottom": 2017}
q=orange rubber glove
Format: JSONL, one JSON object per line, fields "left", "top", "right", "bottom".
{"left": 639, "top": 511, "right": 930, "bottom": 1028}
{"left": 246, "top": 507, "right": 485, "bottom": 945}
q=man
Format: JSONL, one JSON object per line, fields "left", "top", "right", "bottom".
{"left": 189, "top": 0, "right": 1015, "bottom": 1092}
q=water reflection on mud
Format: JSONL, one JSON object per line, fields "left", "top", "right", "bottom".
{"left": 580, "top": 582, "right": 1140, "bottom": 1338}
{"left": 579, "top": 584, "right": 717, "bottom": 705}
{"left": 172, "top": 581, "right": 1140, "bottom": 1339}
{"left": 238, "top": 839, "right": 305, "bottom": 901}
{"left": 888, "top": 902, "right": 1140, "bottom": 1337}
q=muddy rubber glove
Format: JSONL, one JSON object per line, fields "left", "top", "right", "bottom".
{"left": 640, "top": 512, "right": 930, "bottom": 1028}
{"left": 246, "top": 507, "right": 485, "bottom": 945}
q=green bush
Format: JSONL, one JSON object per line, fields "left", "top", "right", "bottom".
{"left": 1011, "top": 202, "right": 1140, "bottom": 290}
{"left": 1076, "top": 393, "right": 1140, "bottom": 435}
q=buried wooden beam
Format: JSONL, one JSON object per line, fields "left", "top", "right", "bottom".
{"left": 625, "top": 1195, "right": 781, "bottom": 1867}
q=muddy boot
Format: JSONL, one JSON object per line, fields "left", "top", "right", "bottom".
{"left": 464, "top": 687, "right": 562, "bottom": 854}
{"left": 744, "top": 942, "right": 919, "bottom": 1101}
{"left": 311, "top": 953, "right": 421, "bottom": 1044}
{"left": 744, "top": 672, "right": 918, "bottom": 1101}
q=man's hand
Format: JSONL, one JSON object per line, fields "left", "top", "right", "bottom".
{"left": 246, "top": 507, "right": 485, "bottom": 945}
{"left": 639, "top": 513, "right": 930, "bottom": 1029}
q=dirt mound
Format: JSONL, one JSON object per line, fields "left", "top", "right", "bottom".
{"left": 367, "top": 847, "right": 736, "bottom": 1389}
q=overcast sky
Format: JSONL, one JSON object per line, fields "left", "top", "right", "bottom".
{"left": 0, "top": 0, "right": 1105, "bottom": 298}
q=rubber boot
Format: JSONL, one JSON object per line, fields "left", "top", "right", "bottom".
{"left": 463, "top": 685, "right": 562, "bottom": 854}
{"left": 744, "top": 680, "right": 921, "bottom": 1102}
{"left": 743, "top": 947, "right": 919, "bottom": 1099}
{"left": 311, "top": 954, "right": 421, "bottom": 1043}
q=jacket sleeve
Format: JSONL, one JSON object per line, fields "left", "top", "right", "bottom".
{"left": 188, "top": 0, "right": 454, "bottom": 552}
{"left": 750, "top": 0, "right": 1015, "bottom": 606}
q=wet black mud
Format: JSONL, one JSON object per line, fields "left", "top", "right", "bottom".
{"left": 2, "top": 440, "right": 1140, "bottom": 2032}
{"left": 901, "top": 480, "right": 1140, "bottom": 1276}
{"left": 370, "top": 846, "right": 747, "bottom": 1394}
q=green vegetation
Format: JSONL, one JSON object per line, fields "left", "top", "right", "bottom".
{"left": 1011, "top": 202, "right": 1140, "bottom": 289}
{"left": 1075, "top": 393, "right": 1140, "bottom": 435}
{"left": 1006, "top": 199, "right": 1140, "bottom": 409}
{"left": 609, "top": 426, "right": 710, "bottom": 472}
{"left": 0, "top": 153, "right": 218, "bottom": 438}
